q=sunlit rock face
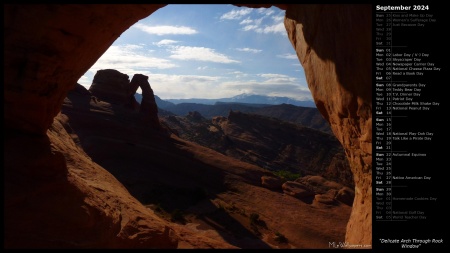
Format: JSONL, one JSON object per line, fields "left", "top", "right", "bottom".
{"left": 284, "top": 4, "right": 372, "bottom": 245}
{"left": 4, "top": 4, "right": 372, "bottom": 247}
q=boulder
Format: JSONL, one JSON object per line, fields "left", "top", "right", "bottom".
{"left": 282, "top": 181, "right": 315, "bottom": 200}
{"left": 335, "top": 186, "right": 355, "bottom": 206}
{"left": 261, "top": 176, "right": 284, "bottom": 191}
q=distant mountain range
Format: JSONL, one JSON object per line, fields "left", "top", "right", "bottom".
{"left": 135, "top": 93, "right": 316, "bottom": 108}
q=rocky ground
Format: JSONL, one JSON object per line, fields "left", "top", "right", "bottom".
{"left": 160, "top": 110, "right": 353, "bottom": 188}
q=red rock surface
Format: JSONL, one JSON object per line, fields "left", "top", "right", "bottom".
{"left": 282, "top": 181, "right": 315, "bottom": 200}
{"left": 261, "top": 176, "right": 284, "bottom": 191}
{"left": 4, "top": 4, "right": 372, "bottom": 247}
{"left": 284, "top": 5, "right": 372, "bottom": 245}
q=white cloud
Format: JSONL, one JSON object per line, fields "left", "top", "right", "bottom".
{"left": 255, "top": 23, "right": 286, "bottom": 34}
{"left": 239, "top": 18, "right": 252, "bottom": 25}
{"left": 236, "top": 47, "right": 262, "bottom": 53}
{"left": 148, "top": 72, "right": 310, "bottom": 100}
{"left": 257, "top": 8, "right": 275, "bottom": 16}
{"left": 242, "top": 25, "right": 258, "bottom": 31}
{"left": 234, "top": 8, "right": 286, "bottom": 35}
{"left": 219, "top": 73, "right": 310, "bottom": 100}
{"left": 220, "top": 8, "right": 252, "bottom": 20}
{"left": 257, "top": 74, "right": 299, "bottom": 84}
{"left": 254, "top": 18, "right": 264, "bottom": 25}
{"left": 259, "top": 73, "right": 290, "bottom": 79}
{"left": 277, "top": 53, "right": 298, "bottom": 59}
{"left": 122, "top": 44, "right": 143, "bottom": 50}
{"left": 169, "top": 46, "right": 239, "bottom": 64}
{"left": 134, "top": 23, "right": 198, "bottom": 35}
{"left": 153, "top": 39, "right": 179, "bottom": 47}
{"left": 227, "top": 70, "right": 249, "bottom": 78}
{"left": 272, "top": 15, "right": 284, "bottom": 22}
{"left": 239, "top": 17, "right": 264, "bottom": 25}
{"left": 151, "top": 74, "right": 220, "bottom": 83}
{"left": 78, "top": 75, "right": 90, "bottom": 87}
{"left": 87, "top": 44, "right": 177, "bottom": 76}
{"left": 147, "top": 74, "right": 232, "bottom": 99}
{"left": 197, "top": 66, "right": 208, "bottom": 70}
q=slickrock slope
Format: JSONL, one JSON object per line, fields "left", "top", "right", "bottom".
{"left": 4, "top": 4, "right": 372, "bottom": 247}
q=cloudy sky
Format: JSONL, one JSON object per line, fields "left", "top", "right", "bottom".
{"left": 78, "top": 4, "right": 311, "bottom": 101}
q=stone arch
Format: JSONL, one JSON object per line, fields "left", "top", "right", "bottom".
{"left": 4, "top": 4, "right": 371, "bottom": 247}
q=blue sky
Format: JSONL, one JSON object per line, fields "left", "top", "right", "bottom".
{"left": 78, "top": 4, "right": 312, "bottom": 101}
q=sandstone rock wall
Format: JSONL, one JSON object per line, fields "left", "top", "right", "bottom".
{"left": 284, "top": 4, "right": 372, "bottom": 245}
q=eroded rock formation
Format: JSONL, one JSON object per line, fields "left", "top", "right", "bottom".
{"left": 261, "top": 176, "right": 284, "bottom": 191}
{"left": 282, "top": 181, "right": 316, "bottom": 200}
{"left": 90, "top": 69, "right": 130, "bottom": 104}
{"left": 88, "top": 69, "right": 161, "bottom": 128}
{"left": 132, "top": 74, "right": 160, "bottom": 127}
{"left": 4, "top": 4, "right": 372, "bottom": 248}
{"left": 127, "top": 74, "right": 142, "bottom": 110}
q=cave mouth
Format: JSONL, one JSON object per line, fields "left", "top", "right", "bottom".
{"left": 73, "top": 3, "right": 355, "bottom": 189}
{"left": 59, "top": 4, "right": 355, "bottom": 248}
{"left": 5, "top": 4, "right": 372, "bottom": 248}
